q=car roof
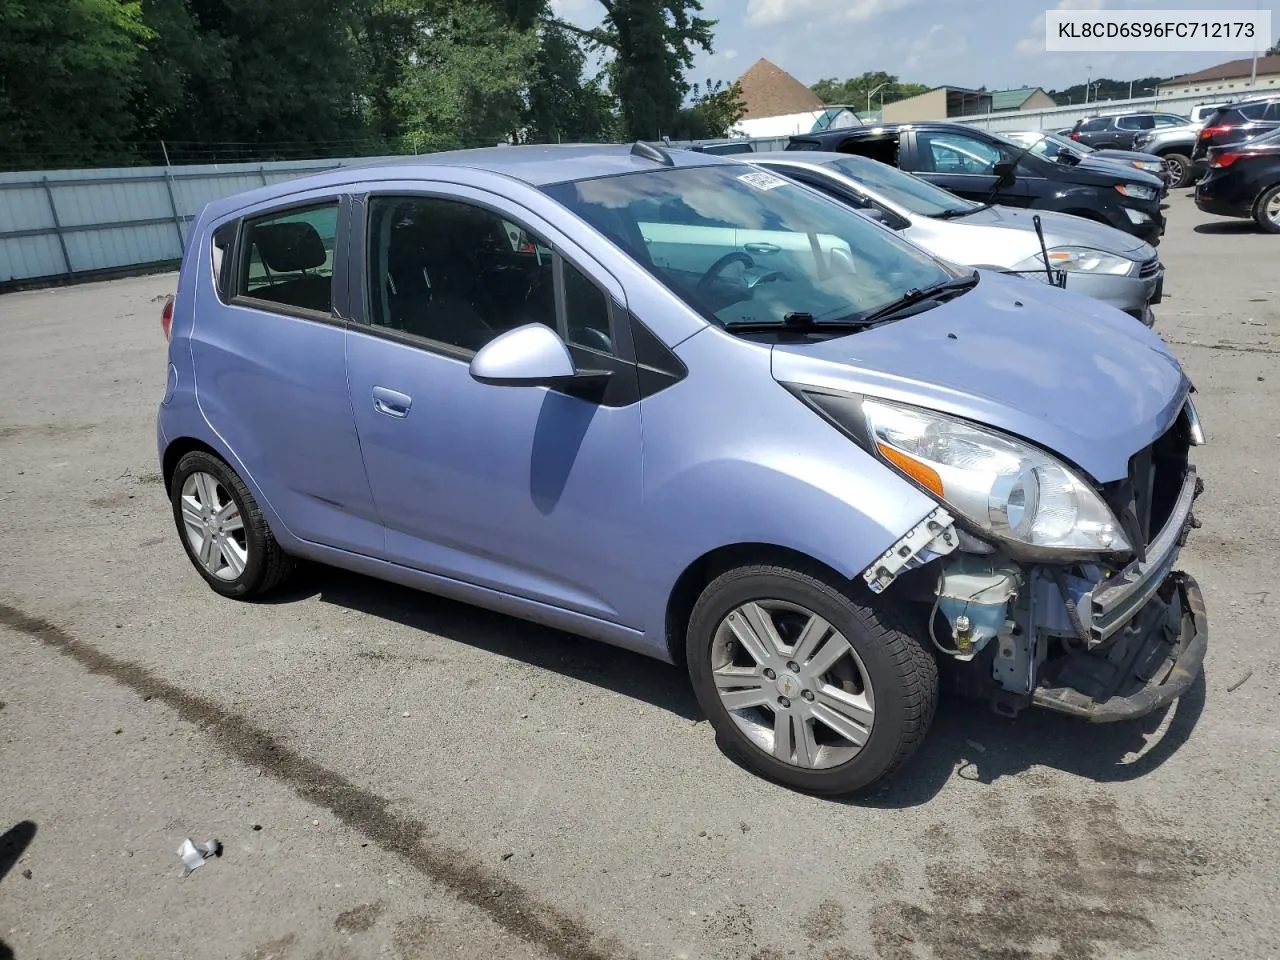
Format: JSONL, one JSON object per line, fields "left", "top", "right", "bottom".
{"left": 200, "top": 143, "right": 734, "bottom": 222}
{"left": 793, "top": 121, "right": 986, "bottom": 141}
{"left": 749, "top": 150, "right": 852, "bottom": 164}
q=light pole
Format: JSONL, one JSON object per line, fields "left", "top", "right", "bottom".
{"left": 1085, "top": 65, "right": 1092, "bottom": 103}
{"left": 867, "top": 82, "right": 889, "bottom": 116}
{"left": 1143, "top": 86, "right": 1158, "bottom": 108}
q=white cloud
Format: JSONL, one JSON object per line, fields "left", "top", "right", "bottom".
{"left": 722, "top": 49, "right": 739, "bottom": 61}
{"left": 746, "top": 0, "right": 920, "bottom": 29}
{"left": 1016, "top": 0, "right": 1107, "bottom": 57}
{"left": 903, "top": 21, "right": 967, "bottom": 71}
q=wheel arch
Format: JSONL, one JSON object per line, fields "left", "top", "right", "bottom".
{"left": 162, "top": 436, "right": 222, "bottom": 494}
{"left": 664, "top": 543, "right": 851, "bottom": 666}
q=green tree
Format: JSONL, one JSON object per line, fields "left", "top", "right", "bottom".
{"left": 523, "top": 22, "right": 616, "bottom": 143}
{"left": 0, "top": 0, "right": 151, "bottom": 169}
{"left": 393, "top": 1, "right": 538, "bottom": 152}
{"left": 667, "top": 79, "right": 744, "bottom": 139}
{"left": 810, "top": 72, "right": 928, "bottom": 111}
{"left": 549, "top": 0, "right": 717, "bottom": 140}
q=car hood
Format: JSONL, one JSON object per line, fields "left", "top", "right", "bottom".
{"left": 952, "top": 205, "right": 1153, "bottom": 259}
{"left": 770, "top": 271, "right": 1188, "bottom": 482}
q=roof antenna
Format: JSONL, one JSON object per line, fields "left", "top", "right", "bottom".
{"left": 631, "top": 141, "right": 675, "bottom": 166}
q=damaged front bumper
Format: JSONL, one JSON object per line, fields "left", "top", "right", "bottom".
{"left": 1033, "top": 571, "right": 1207, "bottom": 722}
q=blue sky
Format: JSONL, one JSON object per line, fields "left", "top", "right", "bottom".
{"left": 550, "top": 0, "right": 1279, "bottom": 94}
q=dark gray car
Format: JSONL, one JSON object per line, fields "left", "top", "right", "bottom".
{"left": 1070, "top": 113, "right": 1190, "bottom": 150}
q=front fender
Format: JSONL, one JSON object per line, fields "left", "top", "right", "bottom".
{"left": 636, "top": 328, "right": 939, "bottom": 644}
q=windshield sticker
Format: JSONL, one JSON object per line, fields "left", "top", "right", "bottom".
{"left": 737, "top": 171, "right": 788, "bottom": 191}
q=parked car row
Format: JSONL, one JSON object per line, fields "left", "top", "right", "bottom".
{"left": 159, "top": 140, "right": 1208, "bottom": 796}
{"left": 787, "top": 122, "right": 1167, "bottom": 245}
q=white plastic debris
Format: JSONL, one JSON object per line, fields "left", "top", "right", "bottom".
{"left": 176, "top": 838, "right": 222, "bottom": 877}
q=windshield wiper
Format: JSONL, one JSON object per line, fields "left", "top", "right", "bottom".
{"left": 856, "top": 272, "right": 980, "bottom": 324}
{"left": 722, "top": 311, "right": 874, "bottom": 333}
{"left": 933, "top": 207, "right": 978, "bottom": 219}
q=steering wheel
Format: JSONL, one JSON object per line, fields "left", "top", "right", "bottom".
{"left": 697, "top": 251, "right": 755, "bottom": 295}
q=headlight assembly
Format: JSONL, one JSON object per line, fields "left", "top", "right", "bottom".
{"left": 855, "top": 398, "right": 1130, "bottom": 555}
{"left": 1116, "top": 182, "right": 1158, "bottom": 201}
{"left": 1012, "top": 245, "right": 1136, "bottom": 276}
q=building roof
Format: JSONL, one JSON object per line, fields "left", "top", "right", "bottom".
{"left": 1164, "top": 55, "right": 1280, "bottom": 85}
{"left": 990, "top": 87, "right": 1047, "bottom": 111}
{"left": 735, "top": 58, "right": 825, "bottom": 120}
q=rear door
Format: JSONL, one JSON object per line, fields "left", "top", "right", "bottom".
{"left": 190, "top": 194, "right": 382, "bottom": 554}
{"left": 1115, "top": 114, "right": 1155, "bottom": 149}
{"left": 1074, "top": 117, "right": 1113, "bottom": 148}
{"left": 903, "top": 129, "right": 1035, "bottom": 206}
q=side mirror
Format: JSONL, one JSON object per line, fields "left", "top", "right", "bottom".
{"left": 469, "top": 323, "right": 611, "bottom": 395}
{"left": 993, "top": 161, "right": 1017, "bottom": 187}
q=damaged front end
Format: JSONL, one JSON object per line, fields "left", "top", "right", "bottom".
{"left": 856, "top": 396, "right": 1208, "bottom": 723}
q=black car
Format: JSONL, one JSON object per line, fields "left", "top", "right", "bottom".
{"left": 1192, "top": 98, "right": 1280, "bottom": 164}
{"left": 788, "top": 122, "right": 1166, "bottom": 244}
{"left": 1195, "top": 127, "right": 1280, "bottom": 232}
{"left": 1069, "top": 113, "right": 1190, "bottom": 150}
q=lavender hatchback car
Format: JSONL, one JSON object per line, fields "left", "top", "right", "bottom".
{"left": 159, "top": 143, "right": 1208, "bottom": 795}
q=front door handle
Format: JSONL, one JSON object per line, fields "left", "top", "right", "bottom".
{"left": 372, "top": 386, "right": 412, "bottom": 419}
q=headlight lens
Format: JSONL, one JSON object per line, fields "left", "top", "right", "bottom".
{"left": 1116, "top": 182, "right": 1158, "bottom": 201}
{"left": 1013, "top": 245, "right": 1136, "bottom": 276}
{"left": 1132, "top": 160, "right": 1163, "bottom": 172}
{"left": 862, "top": 398, "right": 1130, "bottom": 554}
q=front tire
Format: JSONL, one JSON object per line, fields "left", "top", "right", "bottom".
{"left": 170, "top": 450, "right": 294, "bottom": 598}
{"left": 1254, "top": 185, "right": 1280, "bottom": 234}
{"left": 687, "top": 562, "right": 937, "bottom": 796}
{"left": 1162, "top": 153, "right": 1191, "bottom": 189}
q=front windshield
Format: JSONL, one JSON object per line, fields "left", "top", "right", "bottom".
{"left": 819, "top": 155, "right": 978, "bottom": 218}
{"left": 543, "top": 165, "right": 954, "bottom": 329}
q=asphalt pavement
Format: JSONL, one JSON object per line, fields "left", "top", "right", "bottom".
{"left": 1, "top": 192, "right": 1278, "bottom": 960}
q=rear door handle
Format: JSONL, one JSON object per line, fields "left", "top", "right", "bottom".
{"left": 744, "top": 242, "right": 781, "bottom": 255}
{"left": 372, "top": 386, "right": 412, "bottom": 419}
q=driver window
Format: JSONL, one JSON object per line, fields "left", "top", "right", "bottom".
{"left": 915, "top": 133, "right": 1003, "bottom": 175}
{"left": 367, "top": 196, "right": 556, "bottom": 353}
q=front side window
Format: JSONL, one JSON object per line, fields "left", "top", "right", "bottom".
{"left": 239, "top": 203, "right": 338, "bottom": 314}
{"left": 915, "top": 132, "right": 1004, "bottom": 175}
{"left": 1153, "top": 114, "right": 1187, "bottom": 126}
{"left": 543, "top": 165, "right": 953, "bottom": 331}
{"left": 366, "top": 195, "right": 614, "bottom": 355}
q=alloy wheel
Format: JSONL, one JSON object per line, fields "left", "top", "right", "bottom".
{"left": 1165, "top": 157, "right": 1184, "bottom": 186}
{"left": 711, "top": 600, "right": 875, "bottom": 770}
{"left": 179, "top": 471, "right": 248, "bottom": 581}
{"left": 1268, "top": 191, "right": 1280, "bottom": 226}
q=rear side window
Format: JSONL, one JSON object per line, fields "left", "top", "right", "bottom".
{"left": 1236, "top": 103, "right": 1268, "bottom": 121}
{"left": 1079, "top": 118, "right": 1111, "bottom": 132}
{"left": 1265, "top": 103, "right": 1280, "bottom": 121}
{"left": 211, "top": 221, "right": 236, "bottom": 299}
{"left": 238, "top": 203, "right": 339, "bottom": 315}
{"left": 1117, "top": 115, "right": 1155, "bottom": 130}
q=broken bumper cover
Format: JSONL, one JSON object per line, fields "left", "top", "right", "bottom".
{"left": 1088, "top": 467, "right": 1200, "bottom": 644}
{"left": 1033, "top": 571, "right": 1207, "bottom": 722}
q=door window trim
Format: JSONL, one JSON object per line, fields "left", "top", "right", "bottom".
{"left": 351, "top": 188, "right": 633, "bottom": 364}
{"left": 220, "top": 197, "right": 349, "bottom": 327}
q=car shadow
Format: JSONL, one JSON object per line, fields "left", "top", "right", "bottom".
{"left": 0, "top": 820, "right": 37, "bottom": 960}
{"left": 266, "top": 566, "right": 704, "bottom": 721}
{"left": 857, "top": 672, "right": 1206, "bottom": 808}
{"left": 1193, "top": 220, "right": 1260, "bottom": 235}
{"left": 264, "top": 567, "right": 1205, "bottom": 807}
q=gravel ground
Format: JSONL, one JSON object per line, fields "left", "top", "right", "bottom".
{"left": 2, "top": 192, "right": 1278, "bottom": 960}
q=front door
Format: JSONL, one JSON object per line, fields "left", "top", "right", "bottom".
{"left": 344, "top": 187, "right": 646, "bottom": 627}
{"left": 906, "top": 130, "right": 1035, "bottom": 207}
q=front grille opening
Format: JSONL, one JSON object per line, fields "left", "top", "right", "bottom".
{"left": 1147, "top": 407, "right": 1192, "bottom": 540}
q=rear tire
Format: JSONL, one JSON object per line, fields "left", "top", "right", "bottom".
{"left": 686, "top": 562, "right": 937, "bottom": 796}
{"left": 1254, "top": 185, "right": 1280, "bottom": 234}
{"left": 1162, "top": 153, "right": 1192, "bottom": 189}
{"left": 170, "top": 450, "right": 294, "bottom": 599}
